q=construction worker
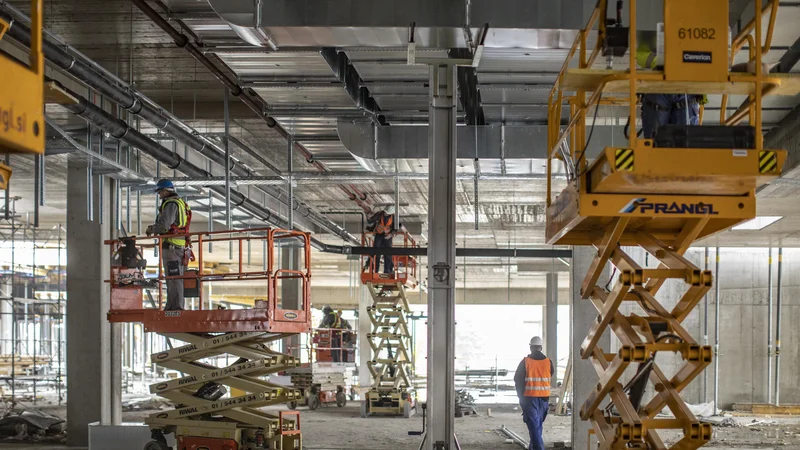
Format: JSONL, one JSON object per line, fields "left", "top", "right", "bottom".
{"left": 514, "top": 336, "right": 554, "bottom": 450}
{"left": 319, "top": 306, "right": 352, "bottom": 362}
{"left": 146, "top": 179, "right": 191, "bottom": 311}
{"left": 636, "top": 43, "right": 708, "bottom": 139}
{"left": 366, "top": 205, "right": 397, "bottom": 274}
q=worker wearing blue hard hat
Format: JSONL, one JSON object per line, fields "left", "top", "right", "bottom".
{"left": 146, "top": 178, "right": 192, "bottom": 311}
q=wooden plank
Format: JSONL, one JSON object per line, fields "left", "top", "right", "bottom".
{"left": 561, "top": 69, "right": 800, "bottom": 96}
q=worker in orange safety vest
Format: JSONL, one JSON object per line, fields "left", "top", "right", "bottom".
{"left": 366, "top": 205, "right": 397, "bottom": 274}
{"left": 514, "top": 336, "right": 554, "bottom": 450}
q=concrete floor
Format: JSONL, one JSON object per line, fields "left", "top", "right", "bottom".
{"left": 1, "top": 404, "right": 800, "bottom": 449}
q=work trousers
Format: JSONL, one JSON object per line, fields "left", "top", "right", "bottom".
{"left": 162, "top": 246, "right": 186, "bottom": 311}
{"left": 520, "top": 396, "right": 549, "bottom": 450}
{"left": 641, "top": 93, "right": 700, "bottom": 139}
{"left": 331, "top": 332, "right": 342, "bottom": 363}
{"left": 373, "top": 234, "right": 394, "bottom": 274}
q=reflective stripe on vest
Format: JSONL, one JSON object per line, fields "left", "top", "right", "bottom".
{"left": 375, "top": 214, "right": 393, "bottom": 234}
{"left": 161, "top": 197, "right": 188, "bottom": 247}
{"left": 523, "top": 357, "right": 551, "bottom": 397}
{"left": 332, "top": 312, "right": 342, "bottom": 329}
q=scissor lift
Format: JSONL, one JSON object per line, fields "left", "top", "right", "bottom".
{"left": 107, "top": 228, "right": 312, "bottom": 450}
{"left": 360, "top": 232, "right": 418, "bottom": 418}
{"left": 545, "top": 0, "right": 796, "bottom": 448}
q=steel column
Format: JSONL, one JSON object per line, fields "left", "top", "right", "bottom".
{"left": 714, "top": 247, "right": 721, "bottom": 413}
{"left": 426, "top": 64, "right": 457, "bottom": 450}
{"left": 767, "top": 247, "right": 773, "bottom": 403}
{"left": 775, "top": 247, "right": 783, "bottom": 405}
{"left": 545, "top": 271, "right": 558, "bottom": 387}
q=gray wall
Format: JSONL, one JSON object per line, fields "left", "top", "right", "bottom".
{"left": 622, "top": 247, "right": 798, "bottom": 410}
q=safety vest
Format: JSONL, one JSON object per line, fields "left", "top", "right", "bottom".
{"left": 329, "top": 312, "right": 342, "bottom": 329}
{"left": 160, "top": 196, "right": 191, "bottom": 247}
{"left": 375, "top": 213, "right": 393, "bottom": 234}
{"left": 523, "top": 357, "right": 551, "bottom": 397}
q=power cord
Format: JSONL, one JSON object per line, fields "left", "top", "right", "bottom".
{"left": 573, "top": 93, "right": 603, "bottom": 178}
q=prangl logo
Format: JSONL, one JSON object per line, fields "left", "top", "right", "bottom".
{"left": 620, "top": 198, "right": 719, "bottom": 215}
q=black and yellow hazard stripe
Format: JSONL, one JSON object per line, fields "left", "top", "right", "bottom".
{"left": 615, "top": 149, "right": 634, "bottom": 172}
{"left": 759, "top": 151, "right": 778, "bottom": 174}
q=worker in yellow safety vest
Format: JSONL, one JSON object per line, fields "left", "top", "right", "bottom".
{"left": 514, "top": 336, "right": 554, "bottom": 450}
{"left": 146, "top": 179, "right": 192, "bottom": 311}
{"left": 636, "top": 43, "right": 708, "bottom": 139}
{"left": 366, "top": 205, "right": 397, "bottom": 274}
{"left": 319, "top": 306, "right": 353, "bottom": 362}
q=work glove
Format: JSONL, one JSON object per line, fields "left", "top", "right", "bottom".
{"left": 145, "top": 225, "right": 154, "bottom": 237}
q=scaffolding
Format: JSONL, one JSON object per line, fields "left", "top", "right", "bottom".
{"left": 0, "top": 204, "right": 66, "bottom": 406}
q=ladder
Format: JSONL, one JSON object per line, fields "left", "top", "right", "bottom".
{"left": 361, "top": 282, "right": 416, "bottom": 418}
{"left": 143, "top": 332, "right": 303, "bottom": 450}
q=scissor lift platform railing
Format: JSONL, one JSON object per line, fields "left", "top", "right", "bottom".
{"left": 106, "top": 228, "right": 312, "bottom": 334}
{"left": 544, "top": 0, "right": 793, "bottom": 448}
{"left": 360, "top": 232, "right": 419, "bottom": 288}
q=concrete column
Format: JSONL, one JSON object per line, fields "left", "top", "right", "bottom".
{"left": 66, "top": 162, "right": 121, "bottom": 445}
{"left": 358, "top": 285, "right": 372, "bottom": 388}
{"left": 571, "top": 246, "right": 611, "bottom": 450}
{"left": 545, "top": 272, "right": 558, "bottom": 386}
{"left": 281, "top": 247, "right": 301, "bottom": 356}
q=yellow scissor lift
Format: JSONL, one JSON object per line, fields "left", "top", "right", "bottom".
{"left": 0, "top": 0, "right": 45, "bottom": 189}
{"left": 545, "top": 0, "right": 797, "bottom": 448}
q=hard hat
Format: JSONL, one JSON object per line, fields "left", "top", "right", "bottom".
{"left": 322, "top": 305, "right": 333, "bottom": 314}
{"left": 385, "top": 205, "right": 396, "bottom": 215}
{"left": 154, "top": 179, "right": 175, "bottom": 192}
{"left": 529, "top": 336, "right": 543, "bottom": 347}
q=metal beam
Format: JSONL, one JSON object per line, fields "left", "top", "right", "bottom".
{"left": 771, "top": 36, "right": 800, "bottom": 74}
{"left": 323, "top": 246, "right": 572, "bottom": 258}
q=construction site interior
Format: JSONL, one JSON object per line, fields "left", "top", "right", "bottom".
{"left": 2, "top": 0, "right": 800, "bottom": 449}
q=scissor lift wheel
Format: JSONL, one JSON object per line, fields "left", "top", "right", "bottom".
{"left": 146, "top": 331, "right": 303, "bottom": 450}
{"left": 363, "top": 283, "right": 415, "bottom": 417}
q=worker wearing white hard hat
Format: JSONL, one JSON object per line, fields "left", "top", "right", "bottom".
{"left": 365, "top": 205, "right": 400, "bottom": 274}
{"left": 513, "top": 336, "right": 554, "bottom": 450}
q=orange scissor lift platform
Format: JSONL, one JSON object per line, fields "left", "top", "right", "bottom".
{"left": 106, "top": 228, "right": 311, "bottom": 450}
{"left": 359, "top": 231, "right": 419, "bottom": 288}
{"left": 545, "top": 0, "right": 794, "bottom": 449}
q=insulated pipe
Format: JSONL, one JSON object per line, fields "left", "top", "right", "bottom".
{"left": 61, "top": 85, "right": 356, "bottom": 247}
{"left": 0, "top": 6, "right": 357, "bottom": 239}
{"left": 132, "top": 0, "right": 375, "bottom": 213}
{"left": 714, "top": 247, "right": 721, "bottom": 413}
{"left": 767, "top": 247, "right": 774, "bottom": 404}
{"left": 775, "top": 247, "right": 783, "bottom": 406}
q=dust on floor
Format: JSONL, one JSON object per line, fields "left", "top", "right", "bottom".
{"left": 2, "top": 404, "right": 800, "bottom": 449}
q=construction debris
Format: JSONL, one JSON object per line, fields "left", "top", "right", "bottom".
{"left": 0, "top": 409, "right": 65, "bottom": 441}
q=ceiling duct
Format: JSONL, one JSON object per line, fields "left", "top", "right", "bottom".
{"left": 337, "top": 122, "right": 616, "bottom": 169}
{"left": 208, "top": 0, "right": 663, "bottom": 48}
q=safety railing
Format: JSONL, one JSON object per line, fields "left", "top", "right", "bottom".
{"left": 312, "top": 327, "right": 357, "bottom": 364}
{"left": 545, "top": 0, "right": 782, "bottom": 208}
{"left": 360, "top": 231, "right": 418, "bottom": 286}
{"left": 105, "top": 227, "right": 311, "bottom": 328}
